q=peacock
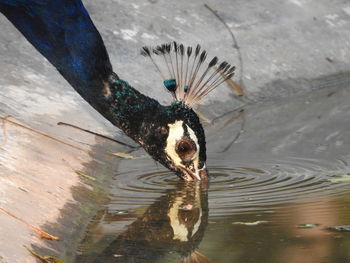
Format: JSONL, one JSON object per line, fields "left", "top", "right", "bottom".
{"left": 0, "top": 0, "right": 235, "bottom": 181}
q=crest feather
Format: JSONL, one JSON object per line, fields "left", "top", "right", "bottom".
{"left": 141, "top": 42, "right": 235, "bottom": 107}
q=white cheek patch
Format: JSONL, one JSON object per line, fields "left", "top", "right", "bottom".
{"left": 168, "top": 196, "right": 189, "bottom": 242}
{"left": 165, "top": 121, "right": 200, "bottom": 169}
{"left": 186, "top": 124, "right": 200, "bottom": 170}
{"left": 165, "top": 121, "right": 185, "bottom": 166}
{"left": 168, "top": 184, "right": 202, "bottom": 241}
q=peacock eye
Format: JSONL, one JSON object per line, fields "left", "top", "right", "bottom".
{"left": 177, "top": 141, "right": 191, "bottom": 153}
{"left": 175, "top": 139, "right": 196, "bottom": 161}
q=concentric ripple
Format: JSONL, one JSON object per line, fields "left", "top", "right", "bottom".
{"left": 108, "top": 158, "right": 350, "bottom": 216}
{"left": 207, "top": 164, "right": 350, "bottom": 217}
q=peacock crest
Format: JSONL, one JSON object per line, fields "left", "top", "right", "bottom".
{"left": 141, "top": 42, "right": 235, "bottom": 108}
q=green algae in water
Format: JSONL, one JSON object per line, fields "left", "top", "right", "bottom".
{"left": 329, "top": 174, "right": 350, "bottom": 183}
{"left": 75, "top": 170, "right": 97, "bottom": 181}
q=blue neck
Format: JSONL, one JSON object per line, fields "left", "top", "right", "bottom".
{"left": 0, "top": 0, "right": 113, "bottom": 111}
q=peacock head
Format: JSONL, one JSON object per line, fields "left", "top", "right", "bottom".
{"left": 139, "top": 101, "right": 207, "bottom": 180}
{"left": 139, "top": 42, "right": 235, "bottom": 181}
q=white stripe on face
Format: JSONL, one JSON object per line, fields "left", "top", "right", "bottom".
{"left": 165, "top": 120, "right": 200, "bottom": 172}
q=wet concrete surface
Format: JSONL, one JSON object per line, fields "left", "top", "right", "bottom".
{"left": 0, "top": 0, "right": 350, "bottom": 262}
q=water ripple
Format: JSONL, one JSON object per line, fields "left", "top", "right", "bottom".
{"left": 109, "top": 159, "right": 350, "bottom": 216}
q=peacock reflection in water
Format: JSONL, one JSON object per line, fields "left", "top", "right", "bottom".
{"left": 77, "top": 182, "right": 209, "bottom": 263}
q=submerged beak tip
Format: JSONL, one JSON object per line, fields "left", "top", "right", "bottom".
{"left": 186, "top": 168, "right": 209, "bottom": 181}
{"left": 177, "top": 165, "right": 209, "bottom": 181}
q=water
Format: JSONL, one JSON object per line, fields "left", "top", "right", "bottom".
{"left": 75, "top": 85, "right": 350, "bottom": 262}
{"left": 75, "top": 161, "right": 350, "bottom": 263}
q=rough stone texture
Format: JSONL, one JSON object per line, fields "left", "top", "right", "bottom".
{"left": 0, "top": 0, "right": 350, "bottom": 262}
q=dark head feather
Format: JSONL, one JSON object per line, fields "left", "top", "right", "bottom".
{"left": 173, "top": 41, "right": 178, "bottom": 53}
{"left": 153, "top": 49, "right": 160, "bottom": 55}
{"left": 218, "top": 61, "right": 228, "bottom": 70}
{"left": 155, "top": 45, "right": 165, "bottom": 54}
{"left": 179, "top": 44, "right": 184, "bottom": 56}
{"left": 223, "top": 63, "right": 231, "bottom": 73}
{"left": 208, "top": 56, "right": 218, "bottom": 68}
{"left": 227, "top": 66, "right": 236, "bottom": 75}
{"left": 199, "top": 51, "right": 207, "bottom": 63}
{"left": 141, "top": 46, "right": 151, "bottom": 57}
{"left": 165, "top": 43, "right": 171, "bottom": 53}
{"left": 187, "top": 46, "right": 192, "bottom": 57}
{"left": 195, "top": 44, "right": 201, "bottom": 56}
{"left": 225, "top": 72, "right": 235, "bottom": 80}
